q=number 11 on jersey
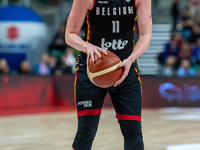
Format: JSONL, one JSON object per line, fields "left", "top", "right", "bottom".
{"left": 112, "top": 21, "right": 120, "bottom": 33}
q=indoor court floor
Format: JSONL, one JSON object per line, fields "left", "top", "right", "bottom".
{"left": 0, "top": 108, "right": 200, "bottom": 150}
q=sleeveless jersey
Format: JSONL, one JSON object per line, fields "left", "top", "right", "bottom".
{"left": 83, "top": 0, "right": 137, "bottom": 61}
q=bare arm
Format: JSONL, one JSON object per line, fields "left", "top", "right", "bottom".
{"left": 65, "top": 0, "right": 107, "bottom": 62}
{"left": 128, "top": 0, "right": 152, "bottom": 62}
{"left": 114, "top": 0, "right": 152, "bottom": 87}
{"left": 65, "top": 0, "right": 91, "bottom": 51}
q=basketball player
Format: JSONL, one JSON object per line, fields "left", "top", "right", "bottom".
{"left": 65, "top": 0, "right": 152, "bottom": 149}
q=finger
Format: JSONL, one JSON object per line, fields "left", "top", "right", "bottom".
{"left": 87, "top": 55, "right": 89, "bottom": 66}
{"left": 114, "top": 71, "right": 128, "bottom": 87}
{"left": 114, "top": 76, "right": 125, "bottom": 87}
{"left": 118, "top": 62, "right": 124, "bottom": 68}
{"left": 87, "top": 54, "right": 91, "bottom": 66}
{"left": 95, "top": 49, "right": 102, "bottom": 58}
{"left": 94, "top": 54, "right": 99, "bottom": 62}
{"left": 99, "top": 48, "right": 108, "bottom": 55}
{"left": 90, "top": 52, "right": 95, "bottom": 62}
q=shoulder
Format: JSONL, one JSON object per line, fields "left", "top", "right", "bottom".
{"left": 136, "top": 0, "right": 151, "bottom": 7}
{"left": 72, "top": 0, "right": 93, "bottom": 10}
{"left": 135, "top": 0, "right": 138, "bottom": 6}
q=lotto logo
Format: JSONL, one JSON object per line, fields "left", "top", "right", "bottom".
{"left": 7, "top": 26, "right": 19, "bottom": 40}
{"left": 101, "top": 38, "right": 128, "bottom": 50}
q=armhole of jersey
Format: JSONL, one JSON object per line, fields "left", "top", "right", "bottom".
{"left": 89, "top": 0, "right": 95, "bottom": 10}
{"left": 134, "top": 0, "right": 137, "bottom": 11}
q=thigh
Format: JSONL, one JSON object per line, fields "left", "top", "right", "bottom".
{"left": 75, "top": 53, "right": 107, "bottom": 117}
{"left": 108, "top": 63, "right": 142, "bottom": 121}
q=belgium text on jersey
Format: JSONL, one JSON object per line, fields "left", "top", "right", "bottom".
{"left": 96, "top": 6, "right": 134, "bottom": 16}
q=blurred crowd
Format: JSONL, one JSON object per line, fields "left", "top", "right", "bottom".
{"left": 158, "top": 0, "right": 200, "bottom": 77}
{"left": 0, "top": 23, "right": 77, "bottom": 76}
{"left": 2, "top": 0, "right": 200, "bottom": 77}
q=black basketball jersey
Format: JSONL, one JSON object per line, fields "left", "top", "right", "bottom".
{"left": 83, "top": 0, "right": 137, "bottom": 60}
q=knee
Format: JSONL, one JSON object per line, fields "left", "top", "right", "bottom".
{"left": 123, "top": 130, "right": 144, "bottom": 150}
{"left": 75, "top": 115, "right": 100, "bottom": 141}
{"left": 73, "top": 115, "right": 100, "bottom": 150}
{"left": 120, "top": 120, "right": 143, "bottom": 144}
{"left": 76, "top": 122, "right": 97, "bottom": 141}
{"left": 124, "top": 130, "right": 143, "bottom": 141}
{"left": 73, "top": 124, "right": 97, "bottom": 150}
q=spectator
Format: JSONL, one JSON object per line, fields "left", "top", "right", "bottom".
{"left": 48, "top": 23, "right": 68, "bottom": 68}
{"left": 179, "top": 42, "right": 192, "bottom": 61}
{"left": 17, "top": 60, "right": 31, "bottom": 74}
{"left": 188, "top": 24, "right": 200, "bottom": 44}
{"left": 159, "top": 35, "right": 180, "bottom": 64}
{"left": 48, "top": 55, "right": 57, "bottom": 74}
{"left": 171, "top": 0, "right": 180, "bottom": 32}
{"left": 177, "top": 59, "right": 196, "bottom": 77}
{"left": 194, "top": 12, "right": 200, "bottom": 26}
{"left": 0, "top": 59, "right": 10, "bottom": 74}
{"left": 179, "top": 8, "right": 194, "bottom": 29}
{"left": 159, "top": 56, "right": 177, "bottom": 77}
{"left": 174, "top": 31, "right": 183, "bottom": 46}
{"left": 49, "top": 23, "right": 67, "bottom": 51}
{"left": 191, "top": 37, "right": 200, "bottom": 65}
{"left": 159, "top": 1, "right": 200, "bottom": 77}
{"left": 33, "top": 54, "right": 52, "bottom": 76}
{"left": 65, "top": 46, "right": 76, "bottom": 74}
{"left": 188, "top": 1, "right": 198, "bottom": 19}
{"left": 54, "top": 54, "right": 72, "bottom": 75}
{"left": 54, "top": 46, "right": 76, "bottom": 75}
{"left": 177, "top": 8, "right": 194, "bottom": 40}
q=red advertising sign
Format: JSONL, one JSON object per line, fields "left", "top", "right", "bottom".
{"left": 7, "top": 26, "right": 19, "bottom": 41}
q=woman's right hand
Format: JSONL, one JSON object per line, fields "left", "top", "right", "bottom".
{"left": 85, "top": 43, "right": 108, "bottom": 65}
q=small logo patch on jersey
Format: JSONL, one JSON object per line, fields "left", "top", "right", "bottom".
{"left": 125, "top": 0, "right": 131, "bottom": 3}
{"left": 78, "top": 100, "right": 92, "bottom": 108}
{"left": 98, "top": 1, "right": 108, "bottom": 4}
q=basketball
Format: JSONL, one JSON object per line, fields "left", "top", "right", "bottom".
{"left": 87, "top": 51, "right": 123, "bottom": 88}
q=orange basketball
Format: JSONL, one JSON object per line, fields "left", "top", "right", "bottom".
{"left": 87, "top": 51, "right": 123, "bottom": 88}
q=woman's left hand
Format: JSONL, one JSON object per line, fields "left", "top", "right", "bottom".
{"left": 114, "top": 58, "right": 133, "bottom": 87}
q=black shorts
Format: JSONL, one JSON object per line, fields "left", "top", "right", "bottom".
{"left": 74, "top": 52, "right": 142, "bottom": 121}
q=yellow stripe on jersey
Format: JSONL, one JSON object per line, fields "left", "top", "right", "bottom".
{"left": 74, "top": 75, "right": 78, "bottom": 110}
{"left": 133, "top": 15, "right": 137, "bottom": 31}
{"left": 86, "top": 11, "right": 91, "bottom": 43}
{"left": 134, "top": 68, "right": 143, "bottom": 104}
{"left": 74, "top": 56, "right": 80, "bottom": 111}
{"left": 132, "top": 14, "right": 137, "bottom": 49}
